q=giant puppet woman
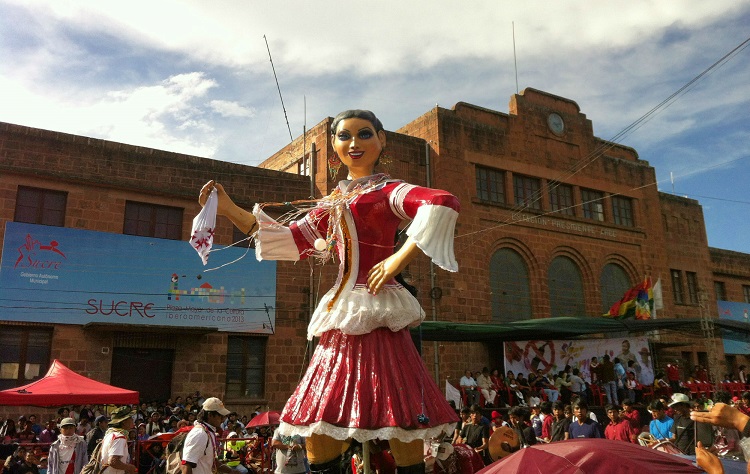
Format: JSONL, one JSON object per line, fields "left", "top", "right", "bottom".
{"left": 199, "top": 110, "right": 459, "bottom": 473}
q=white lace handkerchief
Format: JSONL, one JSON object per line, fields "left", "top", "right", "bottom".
{"left": 189, "top": 188, "right": 218, "bottom": 265}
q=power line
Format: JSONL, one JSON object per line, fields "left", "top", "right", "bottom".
{"left": 464, "top": 34, "right": 750, "bottom": 241}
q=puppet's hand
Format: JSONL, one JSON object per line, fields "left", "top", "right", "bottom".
{"left": 199, "top": 180, "right": 235, "bottom": 217}
{"left": 367, "top": 253, "right": 405, "bottom": 295}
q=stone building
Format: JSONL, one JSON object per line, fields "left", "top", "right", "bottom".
{"left": 1, "top": 88, "right": 749, "bottom": 417}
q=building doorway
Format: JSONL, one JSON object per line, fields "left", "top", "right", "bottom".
{"left": 111, "top": 348, "right": 173, "bottom": 402}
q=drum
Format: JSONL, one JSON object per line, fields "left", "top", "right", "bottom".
{"left": 651, "top": 440, "right": 684, "bottom": 455}
{"left": 488, "top": 426, "right": 520, "bottom": 461}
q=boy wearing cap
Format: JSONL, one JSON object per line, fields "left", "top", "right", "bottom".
{"left": 48, "top": 418, "right": 88, "bottom": 474}
{"left": 100, "top": 407, "right": 137, "bottom": 474}
{"left": 181, "top": 397, "right": 232, "bottom": 474}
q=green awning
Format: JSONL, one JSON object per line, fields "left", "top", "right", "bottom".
{"left": 411, "top": 317, "right": 750, "bottom": 343}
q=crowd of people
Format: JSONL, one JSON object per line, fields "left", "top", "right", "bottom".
{"left": 457, "top": 356, "right": 745, "bottom": 411}
{"left": 450, "top": 390, "right": 750, "bottom": 469}
{"left": 2, "top": 389, "right": 750, "bottom": 473}
{"left": 0, "top": 394, "right": 280, "bottom": 474}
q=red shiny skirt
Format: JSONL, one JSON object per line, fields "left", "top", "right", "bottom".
{"left": 280, "top": 327, "right": 458, "bottom": 441}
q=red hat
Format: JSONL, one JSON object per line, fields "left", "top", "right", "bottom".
{"left": 491, "top": 410, "right": 502, "bottom": 420}
{"left": 733, "top": 396, "right": 740, "bottom": 402}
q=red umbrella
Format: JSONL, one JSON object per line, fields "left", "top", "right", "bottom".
{"left": 246, "top": 411, "right": 281, "bottom": 428}
{"left": 477, "top": 439, "right": 703, "bottom": 474}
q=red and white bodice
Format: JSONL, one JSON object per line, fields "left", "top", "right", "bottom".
{"left": 253, "top": 174, "right": 459, "bottom": 340}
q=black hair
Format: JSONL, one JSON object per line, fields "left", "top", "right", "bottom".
{"left": 469, "top": 404, "right": 482, "bottom": 414}
{"left": 540, "top": 401, "right": 553, "bottom": 415}
{"left": 508, "top": 406, "right": 529, "bottom": 420}
{"left": 605, "top": 404, "right": 620, "bottom": 412}
{"left": 331, "top": 109, "right": 384, "bottom": 135}
{"left": 621, "top": 398, "right": 633, "bottom": 407}
{"left": 714, "top": 390, "right": 732, "bottom": 404}
{"left": 552, "top": 401, "right": 565, "bottom": 411}
{"left": 648, "top": 400, "right": 665, "bottom": 411}
{"left": 197, "top": 409, "right": 221, "bottom": 422}
{"left": 572, "top": 400, "right": 588, "bottom": 410}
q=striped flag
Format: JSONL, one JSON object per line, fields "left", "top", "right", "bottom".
{"left": 604, "top": 277, "right": 654, "bottom": 320}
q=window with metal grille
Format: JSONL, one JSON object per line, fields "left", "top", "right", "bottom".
{"left": 686, "top": 272, "right": 699, "bottom": 305}
{"left": 15, "top": 186, "right": 67, "bottom": 226}
{"left": 513, "top": 174, "right": 541, "bottom": 210}
{"left": 581, "top": 189, "right": 605, "bottom": 221}
{"left": 714, "top": 281, "right": 727, "bottom": 301}
{"left": 0, "top": 327, "right": 52, "bottom": 390}
{"left": 612, "top": 196, "right": 634, "bottom": 226}
{"left": 600, "top": 263, "right": 631, "bottom": 314}
{"left": 548, "top": 256, "right": 586, "bottom": 317}
{"left": 744, "top": 285, "right": 750, "bottom": 304}
{"left": 671, "top": 270, "right": 684, "bottom": 305}
{"left": 490, "top": 248, "right": 532, "bottom": 322}
{"left": 548, "top": 184, "right": 574, "bottom": 216}
{"left": 226, "top": 336, "right": 266, "bottom": 399}
{"left": 124, "top": 201, "right": 183, "bottom": 240}
{"left": 475, "top": 166, "right": 505, "bottom": 204}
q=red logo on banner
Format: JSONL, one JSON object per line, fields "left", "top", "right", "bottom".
{"left": 14, "top": 234, "right": 67, "bottom": 269}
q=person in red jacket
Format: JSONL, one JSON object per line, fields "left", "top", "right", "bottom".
{"left": 604, "top": 405, "right": 637, "bottom": 443}
{"left": 666, "top": 363, "right": 681, "bottom": 394}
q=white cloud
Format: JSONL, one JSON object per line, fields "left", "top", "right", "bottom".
{"left": 209, "top": 100, "right": 254, "bottom": 118}
{"left": 0, "top": 71, "right": 223, "bottom": 157}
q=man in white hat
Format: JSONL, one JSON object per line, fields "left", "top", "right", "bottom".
{"left": 100, "top": 407, "right": 137, "bottom": 474}
{"left": 669, "top": 393, "right": 698, "bottom": 454}
{"left": 181, "top": 397, "right": 232, "bottom": 474}
{"left": 48, "top": 418, "right": 88, "bottom": 474}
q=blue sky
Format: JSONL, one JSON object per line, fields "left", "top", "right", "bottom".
{"left": 1, "top": 0, "right": 749, "bottom": 253}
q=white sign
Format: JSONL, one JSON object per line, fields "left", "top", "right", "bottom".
{"left": 504, "top": 336, "right": 654, "bottom": 385}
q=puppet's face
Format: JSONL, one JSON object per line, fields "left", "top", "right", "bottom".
{"left": 332, "top": 117, "right": 385, "bottom": 179}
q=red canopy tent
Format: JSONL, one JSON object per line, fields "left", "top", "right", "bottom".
{"left": 0, "top": 359, "right": 139, "bottom": 406}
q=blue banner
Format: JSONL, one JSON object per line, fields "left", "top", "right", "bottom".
{"left": 717, "top": 300, "right": 750, "bottom": 354}
{"left": 0, "top": 222, "right": 276, "bottom": 334}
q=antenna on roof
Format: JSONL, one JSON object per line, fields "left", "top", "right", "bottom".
{"left": 512, "top": 21, "right": 519, "bottom": 94}
{"left": 263, "top": 35, "right": 294, "bottom": 142}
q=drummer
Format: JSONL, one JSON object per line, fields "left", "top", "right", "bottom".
{"left": 456, "top": 405, "right": 490, "bottom": 464}
{"left": 647, "top": 400, "right": 674, "bottom": 441}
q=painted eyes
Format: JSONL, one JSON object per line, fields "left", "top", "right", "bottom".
{"left": 337, "top": 129, "right": 374, "bottom": 141}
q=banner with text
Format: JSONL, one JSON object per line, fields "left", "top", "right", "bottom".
{"left": 504, "top": 336, "right": 654, "bottom": 385}
{"left": 717, "top": 300, "right": 750, "bottom": 355}
{"left": 1, "top": 222, "right": 276, "bottom": 333}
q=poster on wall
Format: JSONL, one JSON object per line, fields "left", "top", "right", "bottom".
{"left": 504, "top": 336, "right": 655, "bottom": 385}
{"left": 0, "top": 222, "right": 276, "bottom": 334}
{"left": 717, "top": 300, "right": 750, "bottom": 355}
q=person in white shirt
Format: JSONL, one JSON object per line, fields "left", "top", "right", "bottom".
{"left": 100, "top": 407, "right": 136, "bottom": 474}
{"left": 181, "top": 398, "right": 232, "bottom": 474}
{"left": 476, "top": 367, "right": 497, "bottom": 408}
{"left": 459, "top": 369, "right": 480, "bottom": 406}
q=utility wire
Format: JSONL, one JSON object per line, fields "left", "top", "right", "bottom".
{"left": 456, "top": 34, "right": 750, "bottom": 244}
{"left": 263, "top": 35, "right": 293, "bottom": 142}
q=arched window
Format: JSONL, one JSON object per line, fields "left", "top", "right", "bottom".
{"left": 600, "top": 263, "right": 632, "bottom": 314}
{"left": 490, "top": 248, "right": 532, "bottom": 322}
{"left": 548, "top": 256, "right": 586, "bottom": 317}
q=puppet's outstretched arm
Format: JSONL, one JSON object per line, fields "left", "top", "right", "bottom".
{"left": 199, "top": 180, "right": 257, "bottom": 235}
